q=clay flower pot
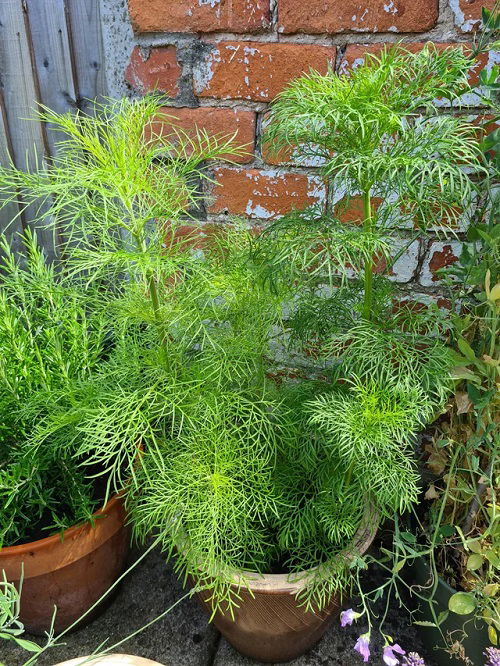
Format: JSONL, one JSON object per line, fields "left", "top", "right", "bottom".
{"left": 53, "top": 656, "right": 165, "bottom": 666}
{"left": 0, "top": 494, "right": 129, "bottom": 635}
{"left": 196, "top": 508, "right": 378, "bottom": 663}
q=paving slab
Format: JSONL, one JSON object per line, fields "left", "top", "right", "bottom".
{"left": 0, "top": 547, "right": 218, "bottom": 666}
{"left": 1, "top": 547, "right": 438, "bottom": 666}
{"left": 213, "top": 596, "right": 437, "bottom": 666}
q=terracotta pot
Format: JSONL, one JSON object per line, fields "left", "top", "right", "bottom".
{"left": 0, "top": 494, "right": 129, "bottom": 635}
{"left": 196, "top": 507, "right": 378, "bottom": 663}
{"left": 53, "top": 656, "right": 165, "bottom": 666}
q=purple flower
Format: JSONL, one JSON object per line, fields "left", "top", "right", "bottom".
{"left": 354, "top": 634, "right": 371, "bottom": 662}
{"left": 383, "top": 643, "right": 406, "bottom": 666}
{"left": 340, "top": 608, "right": 360, "bottom": 627}
{"left": 402, "top": 653, "right": 426, "bottom": 666}
{"left": 485, "top": 647, "right": 500, "bottom": 666}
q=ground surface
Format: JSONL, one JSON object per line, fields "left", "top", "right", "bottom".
{"left": 1, "top": 547, "right": 436, "bottom": 666}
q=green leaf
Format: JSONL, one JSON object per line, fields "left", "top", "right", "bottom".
{"left": 484, "top": 583, "right": 499, "bottom": 596}
{"left": 400, "top": 532, "right": 417, "bottom": 544}
{"left": 414, "top": 620, "right": 437, "bottom": 627}
{"left": 393, "top": 560, "right": 406, "bottom": 573}
{"left": 484, "top": 550, "right": 500, "bottom": 568}
{"left": 467, "top": 539, "right": 483, "bottom": 554}
{"left": 448, "top": 592, "right": 476, "bottom": 615}
{"left": 437, "top": 610, "right": 449, "bottom": 625}
{"left": 466, "top": 553, "right": 484, "bottom": 570}
{"left": 489, "top": 283, "right": 500, "bottom": 302}
{"left": 439, "top": 524, "right": 456, "bottom": 537}
{"left": 458, "top": 338, "right": 476, "bottom": 362}
{"left": 450, "top": 366, "right": 478, "bottom": 382}
{"left": 489, "top": 625, "right": 498, "bottom": 645}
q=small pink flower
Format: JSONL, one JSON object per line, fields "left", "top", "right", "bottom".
{"left": 340, "top": 608, "right": 360, "bottom": 627}
{"left": 354, "top": 634, "right": 371, "bottom": 662}
{"left": 383, "top": 644, "right": 406, "bottom": 666}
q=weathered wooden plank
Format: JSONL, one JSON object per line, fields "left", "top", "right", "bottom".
{"left": 66, "top": 0, "right": 107, "bottom": 114}
{"left": 24, "top": 0, "right": 77, "bottom": 156}
{"left": 0, "top": 0, "right": 56, "bottom": 259}
{"left": 0, "top": 100, "right": 24, "bottom": 253}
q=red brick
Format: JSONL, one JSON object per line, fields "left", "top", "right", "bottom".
{"left": 336, "top": 195, "right": 384, "bottom": 225}
{"left": 451, "top": 0, "right": 496, "bottom": 32}
{"left": 207, "top": 168, "right": 326, "bottom": 219}
{"left": 194, "top": 42, "right": 336, "bottom": 102}
{"left": 148, "top": 107, "right": 256, "bottom": 163}
{"left": 128, "top": 0, "right": 270, "bottom": 34}
{"left": 341, "top": 43, "right": 488, "bottom": 88}
{"left": 125, "top": 47, "right": 180, "bottom": 96}
{"left": 420, "top": 240, "right": 462, "bottom": 286}
{"left": 277, "top": 0, "right": 438, "bottom": 34}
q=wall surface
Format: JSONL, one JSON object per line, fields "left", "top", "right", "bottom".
{"left": 109, "top": 0, "right": 499, "bottom": 304}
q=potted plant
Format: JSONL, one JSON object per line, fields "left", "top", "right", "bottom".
{"left": 390, "top": 13, "right": 500, "bottom": 663}
{"left": 0, "top": 47, "right": 485, "bottom": 660}
{"left": 0, "top": 98, "right": 242, "bottom": 637}
{"left": 247, "top": 42, "right": 487, "bottom": 662}
{"left": 307, "top": 24, "right": 498, "bottom": 665}
{"left": 409, "top": 107, "right": 499, "bottom": 666}
{"left": 0, "top": 230, "right": 129, "bottom": 635}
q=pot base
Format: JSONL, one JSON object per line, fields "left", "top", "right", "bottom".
{"left": 198, "top": 586, "right": 338, "bottom": 663}
{"left": 0, "top": 494, "right": 129, "bottom": 635}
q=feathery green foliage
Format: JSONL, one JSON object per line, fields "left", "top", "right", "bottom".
{"left": 263, "top": 44, "right": 485, "bottom": 319}
{"left": 0, "top": 80, "right": 463, "bottom": 618}
{"left": 0, "top": 230, "right": 108, "bottom": 546}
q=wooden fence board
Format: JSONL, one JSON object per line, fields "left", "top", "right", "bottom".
{"left": 25, "top": 0, "right": 77, "bottom": 156}
{"left": 0, "top": 102, "right": 24, "bottom": 252}
{"left": 66, "top": 0, "right": 107, "bottom": 114}
{"left": 0, "top": 0, "right": 108, "bottom": 261}
{"left": 0, "top": 0, "right": 56, "bottom": 259}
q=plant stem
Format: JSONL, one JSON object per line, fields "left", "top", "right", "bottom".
{"left": 362, "top": 188, "right": 374, "bottom": 321}
{"left": 131, "top": 227, "right": 170, "bottom": 364}
{"left": 462, "top": 458, "right": 494, "bottom": 535}
{"left": 489, "top": 303, "right": 498, "bottom": 359}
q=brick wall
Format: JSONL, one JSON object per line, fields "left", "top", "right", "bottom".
{"left": 123, "top": 0, "right": 498, "bottom": 305}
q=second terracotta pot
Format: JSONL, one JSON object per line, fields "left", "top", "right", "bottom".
{"left": 0, "top": 493, "right": 129, "bottom": 635}
{"left": 196, "top": 507, "right": 378, "bottom": 663}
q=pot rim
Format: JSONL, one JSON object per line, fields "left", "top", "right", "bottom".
{"left": 0, "top": 492, "right": 123, "bottom": 556}
{"left": 52, "top": 655, "right": 165, "bottom": 666}
{"left": 221, "top": 502, "right": 378, "bottom": 593}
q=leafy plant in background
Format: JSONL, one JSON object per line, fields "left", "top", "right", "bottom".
{"left": 409, "top": 5, "right": 500, "bottom": 656}
{"left": 255, "top": 41, "right": 489, "bottom": 661}
{"left": 0, "top": 571, "right": 44, "bottom": 660}
{"left": 311, "top": 11, "right": 499, "bottom": 664}
{"left": 0, "top": 229, "right": 109, "bottom": 547}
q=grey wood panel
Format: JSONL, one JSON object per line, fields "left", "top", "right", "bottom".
{"left": 0, "top": 0, "right": 56, "bottom": 259}
{"left": 66, "top": 0, "right": 107, "bottom": 114}
{"left": 25, "top": 0, "right": 78, "bottom": 156}
{"left": 0, "top": 101, "right": 24, "bottom": 252}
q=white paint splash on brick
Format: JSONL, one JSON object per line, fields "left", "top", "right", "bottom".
{"left": 198, "top": 0, "right": 221, "bottom": 6}
{"left": 388, "top": 238, "right": 420, "bottom": 283}
{"left": 420, "top": 240, "right": 463, "bottom": 286}
{"left": 193, "top": 48, "right": 220, "bottom": 92}
{"left": 245, "top": 200, "right": 275, "bottom": 218}
{"left": 383, "top": 1, "right": 398, "bottom": 14}
{"left": 307, "top": 175, "right": 327, "bottom": 200}
{"left": 449, "top": 0, "right": 479, "bottom": 32}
